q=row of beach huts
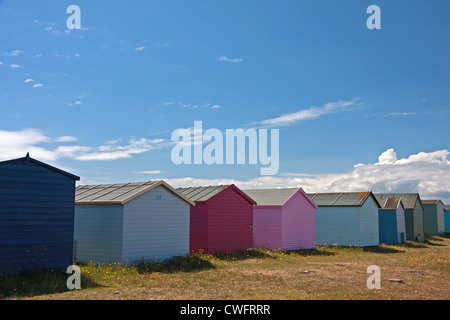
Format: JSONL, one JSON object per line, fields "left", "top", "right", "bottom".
{"left": 0, "top": 154, "right": 449, "bottom": 275}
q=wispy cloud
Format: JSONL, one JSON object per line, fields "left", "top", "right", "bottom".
{"left": 255, "top": 99, "right": 359, "bottom": 128}
{"left": 134, "top": 46, "right": 146, "bottom": 51}
{"left": 133, "top": 170, "right": 162, "bottom": 175}
{"left": 177, "top": 102, "right": 221, "bottom": 110}
{"left": 24, "top": 79, "right": 35, "bottom": 83}
{"left": 33, "top": 83, "right": 44, "bottom": 88}
{"left": 55, "top": 136, "right": 78, "bottom": 143}
{"left": 385, "top": 112, "right": 418, "bottom": 117}
{"left": 33, "top": 19, "right": 55, "bottom": 26}
{"left": 218, "top": 56, "right": 243, "bottom": 63}
{"left": 68, "top": 100, "right": 82, "bottom": 106}
{"left": 76, "top": 138, "right": 166, "bottom": 161}
{"left": 0, "top": 129, "right": 168, "bottom": 163}
{"left": 10, "top": 64, "right": 23, "bottom": 68}
{"left": 4, "top": 50, "right": 24, "bottom": 56}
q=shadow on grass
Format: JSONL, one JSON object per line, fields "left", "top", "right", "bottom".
{"left": 424, "top": 234, "right": 448, "bottom": 246}
{"left": 0, "top": 270, "right": 102, "bottom": 299}
{"left": 363, "top": 246, "right": 404, "bottom": 254}
{"left": 439, "top": 232, "right": 450, "bottom": 239}
{"left": 210, "top": 249, "right": 276, "bottom": 262}
{"left": 134, "top": 255, "right": 216, "bottom": 274}
{"left": 278, "top": 248, "right": 337, "bottom": 257}
{"left": 401, "top": 241, "right": 428, "bottom": 249}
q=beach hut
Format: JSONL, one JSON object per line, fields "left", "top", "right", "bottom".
{"left": 377, "top": 198, "right": 406, "bottom": 244}
{"left": 0, "top": 153, "right": 80, "bottom": 275}
{"left": 243, "top": 188, "right": 317, "bottom": 250}
{"left": 374, "top": 193, "right": 424, "bottom": 242}
{"left": 444, "top": 205, "right": 450, "bottom": 232}
{"left": 177, "top": 185, "right": 256, "bottom": 254}
{"left": 74, "top": 180, "right": 194, "bottom": 264}
{"left": 422, "top": 200, "right": 445, "bottom": 235}
{"left": 307, "top": 192, "right": 381, "bottom": 247}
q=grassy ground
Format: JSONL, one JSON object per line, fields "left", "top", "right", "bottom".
{"left": 1, "top": 233, "right": 449, "bottom": 300}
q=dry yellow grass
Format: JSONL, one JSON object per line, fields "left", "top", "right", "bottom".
{"left": 2, "top": 233, "right": 449, "bottom": 300}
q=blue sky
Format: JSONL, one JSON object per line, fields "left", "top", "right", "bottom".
{"left": 1, "top": 1, "right": 450, "bottom": 201}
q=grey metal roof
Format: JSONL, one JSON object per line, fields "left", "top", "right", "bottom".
{"left": 444, "top": 205, "right": 450, "bottom": 211}
{"left": 307, "top": 192, "right": 379, "bottom": 207}
{"left": 177, "top": 185, "right": 230, "bottom": 202}
{"left": 422, "top": 199, "right": 444, "bottom": 205}
{"left": 76, "top": 180, "right": 195, "bottom": 205}
{"left": 374, "top": 193, "right": 421, "bottom": 210}
{"left": 243, "top": 188, "right": 298, "bottom": 205}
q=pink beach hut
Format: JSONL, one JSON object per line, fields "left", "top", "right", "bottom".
{"left": 243, "top": 188, "right": 317, "bottom": 250}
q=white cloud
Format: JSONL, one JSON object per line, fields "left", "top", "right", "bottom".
{"left": 133, "top": 170, "right": 162, "bottom": 175}
{"left": 0, "top": 129, "right": 167, "bottom": 163}
{"left": 68, "top": 100, "right": 83, "bottom": 107}
{"left": 33, "top": 20, "right": 55, "bottom": 26}
{"left": 134, "top": 46, "right": 146, "bottom": 51}
{"left": 24, "top": 79, "right": 35, "bottom": 83}
{"left": 218, "top": 56, "right": 243, "bottom": 63}
{"left": 386, "top": 112, "right": 417, "bottom": 117}
{"left": 10, "top": 64, "right": 23, "bottom": 68}
{"left": 377, "top": 148, "right": 397, "bottom": 164}
{"left": 177, "top": 102, "right": 220, "bottom": 110}
{"left": 0, "top": 129, "right": 54, "bottom": 161}
{"left": 4, "top": 50, "right": 24, "bottom": 56}
{"left": 55, "top": 136, "right": 79, "bottom": 143}
{"left": 74, "top": 138, "right": 166, "bottom": 161}
{"left": 255, "top": 99, "right": 358, "bottom": 128}
{"left": 0, "top": 61, "right": 4, "bottom": 66}
{"left": 33, "top": 83, "right": 44, "bottom": 88}
{"left": 163, "top": 148, "right": 450, "bottom": 204}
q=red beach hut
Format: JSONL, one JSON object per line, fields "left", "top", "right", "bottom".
{"left": 177, "top": 185, "right": 256, "bottom": 254}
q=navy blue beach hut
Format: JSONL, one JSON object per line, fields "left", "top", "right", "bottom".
{"left": 0, "top": 154, "right": 80, "bottom": 275}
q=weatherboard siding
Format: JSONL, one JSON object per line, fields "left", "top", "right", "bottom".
{"left": 253, "top": 207, "right": 282, "bottom": 250}
{"left": 315, "top": 207, "right": 359, "bottom": 246}
{"left": 282, "top": 192, "right": 315, "bottom": 250}
{"left": 412, "top": 200, "right": 424, "bottom": 240}
{"left": 190, "top": 203, "right": 208, "bottom": 253}
{"left": 423, "top": 204, "right": 437, "bottom": 235}
{"left": 315, "top": 197, "right": 379, "bottom": 247}
{"left": 436, "top": 202, "right": 445, "bottom": 234}
{"left": 445, "top": 210, "right": 450, "bottom": 232}
{"left": 122, "top": 185, "right": 190, "bottom": 263}
{"left": 379, "top": 210, "right": 397, "bottom": 244}
{"left": 396, "top": 205, "right": 406, "bottom": 243}
{"left": 423, "top": 202, "right": 444, "bottom": 235}
{"left": 357, "top": 197, "right": 379, "bottom": 246}
{"left": 206, "top": 187, "right": 253, "bottom": 253}
{"left": 74, "top": 205, "right": 124, "bottom": 264}
{"left": 0, "top": 160, "right": 77, "bottom": 275}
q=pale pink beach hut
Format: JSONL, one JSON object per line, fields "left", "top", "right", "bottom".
{"left": 243, "top": 188, "right": 317, "bottom": 250}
